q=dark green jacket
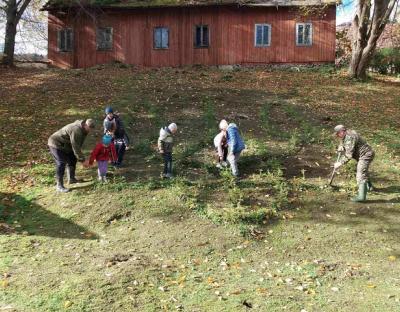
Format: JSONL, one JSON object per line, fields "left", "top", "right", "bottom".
{"left": 48, "top": 120, "right": 88, "bottom": 161}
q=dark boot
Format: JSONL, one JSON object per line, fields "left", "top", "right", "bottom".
{"left": 67, "top": 166, "right": 81, "bottom": 184}
{"left": 56, "top": 178, "right": 69, "bottom": 193}
{"left": 351, "top": 182, "right": 367, "bottom": 202}
{"left": 366, "top": 180, "right": 374, "bottom": 191}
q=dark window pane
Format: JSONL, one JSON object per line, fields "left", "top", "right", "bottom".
{"left": 195, "top": 26, "right": 201, "bottom": 47}
{"left": 59, "top": 30, "right": 65, "bottom": 51}
{"left": 154, "top": 28, "right": 161, "bottom": 48}
{"left": 202, "top": 26, "right": 208, "bottom": 46}
{"left": 263, "top": 25, "right": 269, "bottom": 45}
{"left": 66, "top": 30, "right": 72, "bottom": 51}
{"left": 304, "top": 24, "right": 311, "bottom": 45}
{"left": 161, "top": 28, "right": 168, "bottom": 48}
{"left": 97, "top": 28, "right": 112, "bottom": 50}
{"left": 297, "top": 25, "right": 304, "bottom": 44}
{"left": 256, "top": 25, "right": 263, "bottom": 45}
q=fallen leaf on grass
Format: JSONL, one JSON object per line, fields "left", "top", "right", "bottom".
{"left": 256, "top": 287, "right": 269, "bottom": 295}
{"left": 64, "top": 301, "right": 72, "bottom": 308}
{"left": 230, "top": 289, "right": 242, "bottom": 295}
{"left": 366, "top": 284, "right": 377, "bottom": 289}
{"left": 388, "top": 256, "right": 396, "bottom": 261}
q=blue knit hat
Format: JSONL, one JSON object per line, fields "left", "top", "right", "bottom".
{"left": 105, "top": 106, "right": 113, "bottom": 114}
{"left": 102, "top": 135, "right": 112, "bottom": 145}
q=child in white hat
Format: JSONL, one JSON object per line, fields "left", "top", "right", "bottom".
{"left": 214, "top": 119, "right": 229, "bottom": 169}
{"left": 157, "top": 123, "right": 178, "bottom": 178}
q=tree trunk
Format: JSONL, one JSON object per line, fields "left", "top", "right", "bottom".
{"left": 1, "top": 0, "right": 33, "bottom": 66}
{"left": 2, "top": 0, "right": 17, "bottom": 66}
{"left": 348, "top": 0, "right": 398, "bottom": 80}
{"left": 3, "top": 22, "right": 18, "bottom": 66}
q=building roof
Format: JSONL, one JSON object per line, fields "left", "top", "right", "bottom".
{"left": 43, "top": 0, "right": 337, "bottom": 10}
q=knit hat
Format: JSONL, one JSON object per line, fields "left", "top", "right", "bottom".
{"left": 102, "top": 134, "right": 112, "bottom": 145}
{"left": 334, "top": 125, "right": 346, "bottom": 133}
{"left": 219, "top": 119, "right": 228, "bottom": 130}
{"left": 168, "top": 123, "right": 178, "bottom": 132}
{"left": 105, "top": 106, "right": 113, "bottom": 114}
{"left": 85, "top": 119, "right": 95, "bottom": 129}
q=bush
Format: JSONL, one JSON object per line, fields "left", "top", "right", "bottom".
{"left": 370, "top": 48, "right": 400, "bottom": 75}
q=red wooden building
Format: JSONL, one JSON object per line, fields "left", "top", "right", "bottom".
{"left": 43, "top": 0, "right": 337, "bottom": 68}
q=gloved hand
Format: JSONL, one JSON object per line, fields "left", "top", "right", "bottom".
{"left": 337, "top": 145, "right": 344, "bottom": 152}
{"left": 334, "top": 162, "right": 342, "bottom": 169}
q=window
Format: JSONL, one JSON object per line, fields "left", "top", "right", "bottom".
{"left": 194, "top": 25, "right": 209, "bottom": 48}
{"left": 57, "top": 28, "right": 73, "bottom": 52}
{"left": 96, "top": 27, "right": 113, "bottom": 51}
{"left": 154, "top": 27, "right": 169, "bottom": 49}
{"left": 255, "top": 24, "right": 271, "bottom": 47}
{"left": 296, "top": 23, "right": 312, "bottom": 46}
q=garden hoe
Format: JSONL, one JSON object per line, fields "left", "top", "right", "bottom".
{"left": 328, "top": 151, "right": 342, "bottom": 187}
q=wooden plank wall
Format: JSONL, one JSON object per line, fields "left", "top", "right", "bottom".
{"left": 48, "top": 5, "right": 336, "bottom": 68}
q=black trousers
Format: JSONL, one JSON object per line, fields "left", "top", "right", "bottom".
{"left": 114, "top": 141, "right": 126, "bottom": 165}
{"left": 163, "top": 152, "right": 173, "bottom": 175}
{"left": 49, "top": 147, "right": 77, "bottom": 181}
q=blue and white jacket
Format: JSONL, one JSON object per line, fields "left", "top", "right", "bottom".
{"left": 158, "top": 126, "right": 174, "bottom": 154}
{"left": 226, "top": 123, "right": 245, "bottom": 154}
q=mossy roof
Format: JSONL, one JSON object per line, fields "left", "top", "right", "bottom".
{"left": 43, "top": 0, "right": 337, "bottom": 10}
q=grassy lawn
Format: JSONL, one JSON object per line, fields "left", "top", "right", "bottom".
{"left": 0, "top": 64, "right": 399, "bottom": 311}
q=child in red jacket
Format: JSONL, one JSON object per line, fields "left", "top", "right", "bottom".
{"left": 89, "top": 135, "right": 117, "bottom": 182}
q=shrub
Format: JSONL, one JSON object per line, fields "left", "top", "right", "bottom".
{"left": 370, "top": 48, "right": 400, "bottom": 75}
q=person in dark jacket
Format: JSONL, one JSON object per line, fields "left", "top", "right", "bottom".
{"left": 103, "top": 106, "right": 130, "bottom": 167}
{"left": 48, "top": 119, "right": 95, "bottom": 192}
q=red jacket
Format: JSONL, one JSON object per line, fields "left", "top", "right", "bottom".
{"left": 89, "top": 143, "right": 117, "bottom": 165}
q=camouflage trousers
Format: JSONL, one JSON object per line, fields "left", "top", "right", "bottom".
{"left": 356, "top": 151, "right": 375, "bottom": 184}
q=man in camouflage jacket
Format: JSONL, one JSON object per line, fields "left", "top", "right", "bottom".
{"left": 333, "top": 125, "right": 375, "bottom": 202}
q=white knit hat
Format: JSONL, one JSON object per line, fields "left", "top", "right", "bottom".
{"left": 334, "top": 125, "right": 346, "bottom": 133}
{"left": 219, "top": 119, "right": 228, "bottom": 130}
{"left": 168, "top": 123, "right": 178, "bottom": 132}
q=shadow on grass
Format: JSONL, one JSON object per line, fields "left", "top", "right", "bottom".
{"left": 374, "top": 185, "right": 400, "bottom": 194}
{"left": 293, "top": 195, "right": 400, "bottom": 237}
{"left": 0, "top": 192, "right": 98, "bottom": 240}
{"left": 366, "top": 198, "right": 400, "bottom": 204}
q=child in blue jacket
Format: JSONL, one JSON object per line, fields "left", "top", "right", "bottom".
{"left": 226, "top": 123, "right": 245, "bottom": 177}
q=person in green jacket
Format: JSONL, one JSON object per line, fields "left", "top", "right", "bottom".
{"left": 333, "top": 125, "right": 375, "bottom": 202}
{"left": 48, "top": 119, "right": 95, "bottom": 192}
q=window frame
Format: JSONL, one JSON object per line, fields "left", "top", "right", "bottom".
{"left": 194, "top": 24, "right": 210, "bottom": 48}
{"left": 153, "top": 27, "right": 169, "bottom": 50}
{"left": 296, "top": 22, "right": 313, "bottom": 46}
{"left": 254, "top": 23, "right": 271, "bottom": 47}
{"left": 57, "top": 28, "right": 73, "bottom": 52}
{"left": 96, "top": 27, "right": 113, "bottom": 51}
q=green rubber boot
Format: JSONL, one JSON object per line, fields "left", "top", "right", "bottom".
{"left": 352, "top": 182, "right": 367, "bottom": 202}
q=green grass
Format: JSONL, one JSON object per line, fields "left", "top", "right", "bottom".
{"left": 0, "top": 66, "right": 400, "bottom": 311}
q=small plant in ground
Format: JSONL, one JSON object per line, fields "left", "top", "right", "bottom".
{"left": 134, "top": 138, "right": 155, "bottom": 157}
{"left": 220, "top": 73, "right": 234, "bottom": 81}
{"left": 259, "top": 101, "right": 286, "bottom": 139}
{"left": 288, "top": 129, "right": 301, "bottom": 153}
